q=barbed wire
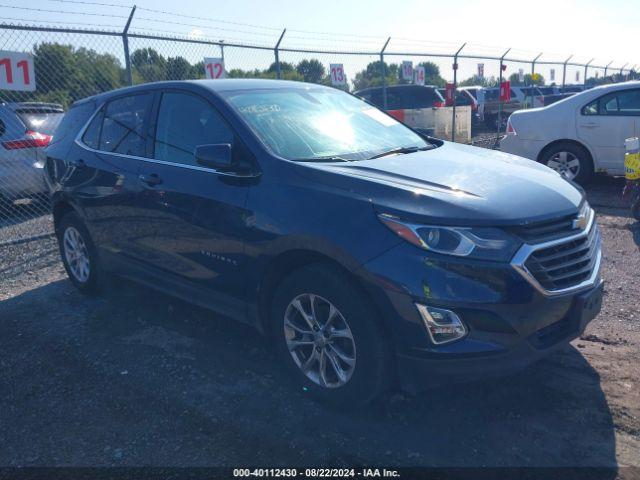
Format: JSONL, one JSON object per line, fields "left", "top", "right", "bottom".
{"left": 0, "top": 0, "right": 636, "bottom": 68}
{"left": 0, "top": 3, "right": 129, "bottom": 18}
{"left": 45, "top": 0, "right": 133, "bottom": 8}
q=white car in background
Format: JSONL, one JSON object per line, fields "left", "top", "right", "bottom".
{"left": 500, "top": 81, "right": 640, "bottom": 183}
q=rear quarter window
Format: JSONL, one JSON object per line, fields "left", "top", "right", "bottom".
{"left": 48, "top": 101, "right": 94, "bottom": 146}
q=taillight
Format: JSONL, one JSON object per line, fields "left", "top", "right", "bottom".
{"left": 506, "top": 118, "right": 517, "bottom": 135}
{"left": 433, "top": 101, "right": 445, "bottom": 108}
{"left": 2, "top": 130, "right": 52, "bottom": 150}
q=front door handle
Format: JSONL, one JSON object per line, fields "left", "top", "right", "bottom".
{"left": 139, "top": 173, "right": 163, "bottom": 186}
{"left": 580, "top": 122, "right": 599, "bottom": 128}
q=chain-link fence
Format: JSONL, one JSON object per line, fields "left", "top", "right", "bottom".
{"left": 0, "top": 18, "right": 637, "bottom": 244}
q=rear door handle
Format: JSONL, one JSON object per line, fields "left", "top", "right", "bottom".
{"left": 580, "top": 122, "right": 599, "bottom": 128}
{"left": 139, "top": 173, "right": 163, "bottom": 186}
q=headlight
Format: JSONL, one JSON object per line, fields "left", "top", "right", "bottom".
{"left": 378, "top": 214, "right": 520, "bottom": 262}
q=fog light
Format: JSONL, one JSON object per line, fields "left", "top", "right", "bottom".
{"left": 415, "top": 304, "right": 467, "bottom": 345}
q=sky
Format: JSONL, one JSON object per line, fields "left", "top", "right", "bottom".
{"left": 8, "top": 0, "right": 640, "bottom": 84}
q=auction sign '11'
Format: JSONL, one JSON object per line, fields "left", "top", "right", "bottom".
{"left": 204, "top": 58, "right": 225, "bottom": 79}
{"left": 0, "top": 51, "right": 35, "bottom": 92}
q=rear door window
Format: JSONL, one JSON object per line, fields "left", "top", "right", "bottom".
{"left": 401, "top": 86, "right": 439, "bottom": 109}
{"left": 99, "top": 93, "right": 152, "bottom": 157}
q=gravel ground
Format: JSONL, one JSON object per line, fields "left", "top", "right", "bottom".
{"left": 0, "top": 177, "right": 639, "bottom": 476}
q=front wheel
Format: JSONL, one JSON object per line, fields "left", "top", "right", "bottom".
{"left": 270, "top": 264, "right": 392, "bottom": 405}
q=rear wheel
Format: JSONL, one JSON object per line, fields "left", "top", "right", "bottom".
{"left": 540, "top": 142, "right": 594, "bottom": 184}
{"left": 57, "top": 212, "right": 103, "bottom": 295}
{"left": 270, "top": 264, "right": 391, "bottom": 405}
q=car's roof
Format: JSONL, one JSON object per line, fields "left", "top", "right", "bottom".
{"left": 74, "top": 79, "right": 332, "bottom": 107}
{"left": 354, "top": 84, "right": 437, "bottom": 94}
{"left": 587, "top": 80, "right": 640, "bottom": 93}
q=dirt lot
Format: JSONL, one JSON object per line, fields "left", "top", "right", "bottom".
{"left": 0, "top": 177, "right": 639, "bottom": 476}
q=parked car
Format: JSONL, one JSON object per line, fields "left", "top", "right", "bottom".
{"left": 501, "top": 81, "right": 640, "bottom": 182}
{"left": 510, "top": 86, "right": 541, "bottom": 108}
{"left": 45, "top": 79, "right": 603, "bottom": 404}
{"left": 461, "top": 86, "right": 521, "bottom": 127}
{"left": 437, "top": 87, "right": 480, "bottom": 124}
{"left": 0, "top": 102, "right": 64, "bottom": 204}
{"left": 354, "top": 84, "right": 445, "bottom": 111}
{"left": 561, "top": 85, "right": 585, "bottom": 94}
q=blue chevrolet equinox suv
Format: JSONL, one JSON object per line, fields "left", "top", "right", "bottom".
{"left": 45, "top": 79, "right": 603, "bottom": 404}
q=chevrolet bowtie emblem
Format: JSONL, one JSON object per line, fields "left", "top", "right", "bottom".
{"left": 572, "top": 212, "right": 588, "bottom": 231}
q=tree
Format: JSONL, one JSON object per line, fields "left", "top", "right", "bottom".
{"left": 29, "top": 43, "right": 123, "bottom": 107}
{"left": 131, "top": 48, "right": 167, "bottom": 83}
{"left": 459, "top": 75, "right": 497, "bottom": 87}
{"left": 417, "top": 61, "right": 445, "bottom": 87}
{"left": 352, "top": 61, "right": 399, "bottom": 91}
{"left": 296, "top": 59, "right": 326, "bottom": 84}
{"left": 166, "top": 56, "right": 192, "bottom": 80}
{"left": 267, "top": 61, "right": 295, "bottom": 74}
{"left": 509, "top": 72, "right": 545, "bottom": 86}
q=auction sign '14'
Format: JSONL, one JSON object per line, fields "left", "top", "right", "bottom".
{"left": 414, "top": 66, "right": 425, "bottom": 86}
{"left": 204, "top": 58, "right": 225, "bottom": 79}
{"left": 0, "top": 51, "right": 35, "bottom": 92}
{"left": 329, "top": 64, "right": 346, "bottom": 86}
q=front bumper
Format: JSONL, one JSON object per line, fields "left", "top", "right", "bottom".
{"left": 355, "top": 240, "right": 603, "bottom": 393}
{"left": 396, "top": 281, "right": 602, "bottom": 392}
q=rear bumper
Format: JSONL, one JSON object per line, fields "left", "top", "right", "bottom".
{"left": 395, "top": 281, "right": 602, "bottom": 392}
{"left": 499, "top": 135, "right": 546, "bottom": 162}
{"left": 0, "top": 152, "right": 46, "bottom": 198}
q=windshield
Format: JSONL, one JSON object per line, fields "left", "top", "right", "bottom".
{"left": 223, "top": 87, "right": 431, "bottom": 161}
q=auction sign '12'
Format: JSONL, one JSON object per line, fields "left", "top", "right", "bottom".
{"left": 204, "top": 58, "right": 225, "bottom": 79}
{"left": 0, "top": 51, "right": 35, "bottom": 92}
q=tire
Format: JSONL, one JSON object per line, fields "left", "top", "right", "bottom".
{"left": 270, "top": 264, "right": 392, "bottom": 406}
{"left": 57, "top": 212, "right": 103, "bottom": 295}
{"left": 540, "top": 142, "right": 594, "bottom": 184}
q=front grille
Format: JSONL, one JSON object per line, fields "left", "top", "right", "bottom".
{"left": 511, "top": 202, "right": 590, "bottom": 243}
{"left": 523, "top": 223, "right": 600, "bottom": 291}
{"left": 510, "top": 214, "right": 576, "bottom": 243}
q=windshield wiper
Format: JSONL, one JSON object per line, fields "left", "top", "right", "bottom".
{"left": 295, "top": 156, "right": 351, "bottom": 163}
{"left": 367, "top": 146, "right": 430, "bottom": 160}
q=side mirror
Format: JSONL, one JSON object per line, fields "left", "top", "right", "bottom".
{"left": 195, "top": 143, "right": 233, "bottom": 171}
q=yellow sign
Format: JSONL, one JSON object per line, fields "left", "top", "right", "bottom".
{"left": 625, "top": 152, "right": 640, "bottom": 180}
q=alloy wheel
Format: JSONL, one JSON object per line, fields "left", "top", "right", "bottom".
{"left": 546, "top": 151, "right": 581, "bottom": 180}
{"left": 63, "top": 226, "right": 91, "bottom": 283}
{"left": 283, "top": 293, "right": 356, "bottom": 389}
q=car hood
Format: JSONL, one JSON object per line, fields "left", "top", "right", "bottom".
{"left": 296, "top": 141, "right": 583, "bottom": 226}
